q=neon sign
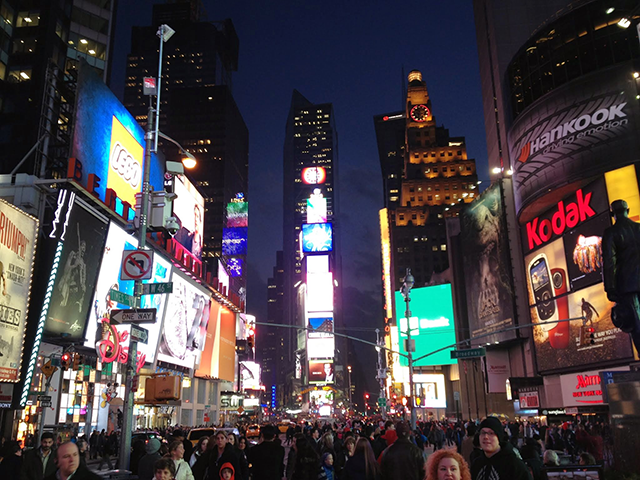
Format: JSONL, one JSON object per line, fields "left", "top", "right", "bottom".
{"left": 96, "top": 319, "right": 145, "bottom": 374}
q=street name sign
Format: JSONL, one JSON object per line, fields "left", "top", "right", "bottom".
{"left": 109, "top": 289, "right": 136, "bottom": 308}
{"left": 110, "top": 308, "right": 157, "bottom": 325}
{"left": 141, "top": 282, "right": 173, "bottom": 295}
{"left": 450, "top": 347, "right": 486, "bottom": 359}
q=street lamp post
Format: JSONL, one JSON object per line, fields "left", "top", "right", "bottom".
{"left": 375, "top": 328, "right": 387, "bottom": 420}
{"left": 400, "top": 268, "right": 416, "bottom": 430}
{"left": 347, "top": 365, "right": 352, "bottom": 408}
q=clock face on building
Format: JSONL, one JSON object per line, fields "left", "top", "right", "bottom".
{"left": 410, "top": 104, "right": 430, "bottom": 122}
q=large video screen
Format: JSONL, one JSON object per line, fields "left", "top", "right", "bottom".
{"left": 84, "top": 222, "right": 171, "bottom": 363}
{"left": 309, "top": 360, "right": 334, "bottom": 384}
{"left": 302, "top": 223, "right": 333, "bottom": 252}
{"left": 393, "top": 284, "right": 457, "bottom": 367}
{"left": 173, "top": 175, "right": 204, "bottom": 260}
{"left": 157, "top": 271, "right": 211, "bottom": 369}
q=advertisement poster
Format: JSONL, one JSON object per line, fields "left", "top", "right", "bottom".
{"left": 394, "top": 284, "right": 457, "bottom": 367}
{"left": 309, "top": 360, "right": 334, "bottom": 384}
{"left": 240, "top": 361, "right": 261, "bottom": 390}
{"left": 222, "top": 227, "right": 248, "bottom": 256}
{"left": 173, "top": 175, "right": 204, "bottom": 260}
{"left": 308, "top": 316, "right": 333, "bottom": 337}
{"left": 301, "top": 223, "right": 333, "bottom": 252}
{"left": 158, "top": 271, "right": 211, "bottom": 369}
{"left": 0, "top": 200, "right": 38, "bottom": 381}
{"left": 460, "top": 182, "right": 516, "bottom": 343}
{"left": 84, "top": 222, "right": 171, "bottom": 363}
{"left": 307, "top": 336, "right": 335, "bottom": 359}
{"left": 46, "top": 197, "right": 108, "bottom": 340}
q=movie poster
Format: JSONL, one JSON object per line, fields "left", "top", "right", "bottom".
{"left": 0, "top": 200, "right": 38, "bottom": 381}
{"left": 460, "top": 182, "right": 516, "bottom": 343}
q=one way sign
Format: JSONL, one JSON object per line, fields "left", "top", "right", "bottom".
{"left": 110, "top": 308, "right": 157, "bottom": 325}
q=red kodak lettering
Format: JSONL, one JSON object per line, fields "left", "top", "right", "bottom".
{"left": 552, "top": 201, "right": 566, "bottom": 235}
{"left": 577, "top": 189, "right": 595, "bottom": 221}
{"left": 527, "top": 218, "right": 540, "bottom": 250}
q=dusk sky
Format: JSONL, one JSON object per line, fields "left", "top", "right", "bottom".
{"left": 111, "top": 0, "right": 489, "bottom": 394}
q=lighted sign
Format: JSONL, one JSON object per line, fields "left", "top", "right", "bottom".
{"left": 108, "top": 116, "right": 143, "bottom": 207}
{"left": 394, "top": 284, "right": 457, "bottom": 367}
{"left": 240, "top": 361, "right": 261, "bottom": 390}
{"left": 302, "top": 167, "right": 326, "bottom": 185}
{"left": 195, "top": 302, "right": 236, "bottom": 382}
{"left": 157, "top": 271, "right": 211, "bottom": 369}
{"left": 0, "top": 199, "right": 38, "bottom": 382}
{"left": 84, "top": 222, "right": 171, "bottom": 363}
{"left": 559, "top": 367, "right": 628, "bottom": 406}
{"left": 309, "top": 360, "right": 334, "bottom": 384}
{"left": 218, "top": 260, "right": 230, "bottom": 293}
{"left": 380, "top": 209, "right": 393, "bottom": 319}
{"left": 306, "top": 272, "right": 333, "bottom": 312}
{"left": 307, "top": 190, "right": 327, "bottom": 224}
{"left": 227, "top": 258, "right": 243, "bottom": 277}
{"left": 173, "top": 175, "right": 205, "bottom": 260}
{"left": 222, "top": 227, "right": 248, "bottom": 256}
{"left": 308, "top": 316, "right": 333, "bottom": 338}
{"left": 411, "top": 374, "right": 446, "bottom": 409}
{"left": 302, "top": 223, "right": 333, "bottom": 253}
{"left": 226, "top": 201, "right": 248, "bottom": 228}
{"left": 307, "top": 336, "right": 335, "bottom": 359}
{"left": 306, "top": 255, "right": 329, "bottom": 274}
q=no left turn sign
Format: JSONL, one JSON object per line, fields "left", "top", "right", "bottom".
{"left": 121, "top": 249, "right": 154, "bottom": 280}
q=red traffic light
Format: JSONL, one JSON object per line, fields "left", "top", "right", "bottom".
{"left": 365, "top": 393, "right": 369, "bottom": 399}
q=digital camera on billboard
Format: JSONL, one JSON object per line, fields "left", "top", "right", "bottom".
{"left": 549, "top": 268, "right": 570, "bottom": 349}
{"left": 528, "top": 253, "right": 556, "bottom": 322}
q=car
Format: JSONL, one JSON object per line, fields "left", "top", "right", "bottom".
{"left": 277, "top": 422, "right": 292, "bottom": 434}
{"left": 132, "top": 430, "right": 164, "bottom": 447}
{"left": 187, "top": 428, "right": 215, "bottom": 447}
{"left": 246, "top": 424, "right": 260, "bottom": 438}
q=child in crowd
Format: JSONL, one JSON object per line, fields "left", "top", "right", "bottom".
{"left": 154, "top": 458, "right": 177, "bottom": 480}
{"left": 220, "top": 462, "right": 235, "bottom": 480}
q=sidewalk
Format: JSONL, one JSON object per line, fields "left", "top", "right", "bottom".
{"left": 86, "top": 456, "right": 133, "bottom": 478}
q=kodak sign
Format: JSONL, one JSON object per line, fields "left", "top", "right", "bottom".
{"left": 522, "top": 180, "right": 608, "bottom": 251}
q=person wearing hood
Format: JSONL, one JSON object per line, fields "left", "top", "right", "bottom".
{"left": 139, "top": 438, "right": 163, "bottom": 480}
{"left": 470, "top": 417, "right": 532, "bottom": 480}
{"left": 167, "top": 440, "right": 194, "bottom": 480}
{"left": 220, "top": 462, "right": 235, "bottom": 480}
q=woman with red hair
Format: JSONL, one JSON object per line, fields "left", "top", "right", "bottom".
{"left": 425, "top": 449, "right": 471, "bottom": 480}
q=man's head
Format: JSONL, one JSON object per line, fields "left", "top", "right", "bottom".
{"left": 260, "top": 425, "right": 277, "bottom": 442}
{"left": 40, "top": 432, "right": 55, "bottom": 452}
{"left": 154, "top": 458, "right": 176, "bottom": 480}
{"left": 395, "top": 421, "right": 410, "bottom": 438}
{"left": 56, "top": 442, "right": 80, "bottom": 477}
{"left": 311, "top": 428, "right": 320, "bottom": 440}
{"left": 172, "top": 429, "right": 185, "bottom": 441}
{"left": 478, "top": 417, "right": 503, "bottom": 457}
{"left": 215, "top": 431, "right": 227, "bottom": 450}
{"left": 611, "top": 199, "right": 630, "bottom": 219}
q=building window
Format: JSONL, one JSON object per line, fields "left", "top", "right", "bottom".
{"left": 441, "top": 244, "right": 447, "bottom": 251}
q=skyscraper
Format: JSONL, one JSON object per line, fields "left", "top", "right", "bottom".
{"left": 123, "top": 1, "right": 248, "bottom": 294}
{"left": 376, "top": 70, "right": 479, "bottom": 291}
{"left": 281, "top": 90, "right": 343, "bottom": 409}
{"left": 0, "top": 0, "right": 118, "bottom": 176}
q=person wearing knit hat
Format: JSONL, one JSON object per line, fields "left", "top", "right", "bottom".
{"left": 470, "top": 417, "right": 531, "bottom": 480}
{"left": 139, "top": 439, "right": 163, "bottom": 480}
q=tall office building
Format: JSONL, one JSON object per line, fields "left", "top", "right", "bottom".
{"left": 375, "top": 71, "right": 478, "bottom": 291}
{"left": 260, "top": 251, "right": 284, "bottom": 407}
{"left": 123, "top": 1, "right": 248, "bottom": 294}
{"left": 281, "top": 90, "right": 344, "bottom": 409}
{"left": 0, "top": 0, "right": 118, "bottom": 176}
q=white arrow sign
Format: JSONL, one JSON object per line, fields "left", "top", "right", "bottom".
{"left": 110, "top": 308, "right": 157, "bottom": 325}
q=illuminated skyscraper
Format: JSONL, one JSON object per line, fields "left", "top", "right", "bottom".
{"left": 280, "top": 90, "right": 344, "bottom": 409}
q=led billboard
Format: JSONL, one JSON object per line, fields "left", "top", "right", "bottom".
{"left": 195, "top": 301, "right": 236, "bottom": 382}
{"left": 306, "top": 255, "right": 329, "bottom": 274}
{"left": 308, "top": 316, "right": 333, "bottom": 338}
{"left": 45, "top": 193, "right": 108, "bottom": 340}
{"left": 157, "top": 271, "right": 211, "bottom": 369}
{"left": 302, "top": 167, "right": 326, "bottom": 185}
{"left": 393, "top": 284, "right": 457, "bottom": 367}
{"left": 226, "top": 201, "right": 248, "bottom": 228}
{"left": 84, "top": 222, "right": 171, "bottom": 363}
{"left": 411, "top": 374, "right": 447, "bottom": 409}
{"left": 240, "top": 361, "right": 261, "bottom": 390}
{"left": 309, "top": 360, "right": 334, "bottom": 384}
{"left": 70, "top": 63, "right": 164, "bottom": 218}
{"left": 0, "top": 200, "right": 38, "bottom": 381}
{"left": 460, "top": 182, "right": 515, "bottom": 343}
{"left": 306, "top": 272, "right": 333, "bottom": 312}
{"left": 307, "top": 337, "right": 335, "bottom": 359}
{"left": 227, "top": 258, "right": 243, "bottom": 277}
{"left": 222, "top": 227, "right": 248, "bottom": 256}
{"left": 302, "top": 223, "right": 333, "bottom": 253}
{"left": 173, "top": 175, "right": 204, "bottom": 260}
{"left": 307, "top": 190, "right": 327, "bottom": 224}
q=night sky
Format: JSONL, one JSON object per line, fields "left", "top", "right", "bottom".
{"left": 111, "top": 0, "right": 489, "bottom": 399}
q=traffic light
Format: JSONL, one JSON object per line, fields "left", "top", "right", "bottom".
{"left": 587, "top": 327, "right": 595, "bottom": 345}
{"left": 72, "top": 353, "right": 82, "bottom": 370}
{"left": 247, "top": 335, "right": 255, "bottom": 349}
{"left": 61, "top": 352, "right": 71, "bottom": 371}
{"left": 401, "top": 396, "right": 408, "bottom": 406}
{"left": 365, "top": 393, "right": 370, "bottom": 400}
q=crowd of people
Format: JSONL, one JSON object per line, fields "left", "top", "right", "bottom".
{"left": 4, "top": 416, "right": 610, "bottom": 480}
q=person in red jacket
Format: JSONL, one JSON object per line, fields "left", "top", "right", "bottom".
{"left": 220, "top": 462, "right": 235, "bottom": 480}
{"left": 381, "top": 422, "right": 397, "bottom": 446}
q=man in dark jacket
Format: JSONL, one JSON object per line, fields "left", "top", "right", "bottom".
{"left": 43, "top": 442, "right": 100, "bottom": 480}
{"left": 20, "top": 432, "right": 57, "bottom": 480}
{"left": 471, "top": 417, "right": 531, "bottom": 480}
{"left": 603, "top": 199, "right": 640, "bottom": 351}
{"left": 379, "top": 422, "right": 425, "bottom": 480}
{"left": 248, "top": 425, "right": 285, "bottom": 480}
{"left": 138, "top": 438, "right": 162, "bottom": 480}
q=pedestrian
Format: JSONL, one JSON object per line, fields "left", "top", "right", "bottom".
{"left": 343, "top": 438, "right": 381, "bottom": 480}
{"left": 167, "top": 440, "right": 194, "bottom": 480}
{"left": 236, "top": 436, "right": 250, "bottom": 465}
{"left": 190, "top": 436, "right": 209, "bottom": 467}
{"left": 20, "top": 432, "right": 57, "bottom": 480}
{"left": 131, "top": 438, "right": 147, "bottom": 475}
{"left": 247, "top": 425, "right": 285, "bottom": 480}
{"left": 154, "top": 457, "right": 177, "bottom": 480}
{"left": 172, "top": 430, "right": 194, "bottom": 465}
{"left": 318, "top": 453, "right": 334, "bottom": 480}
{"left": 425, "top": 449, "right": 471, "bottom": 480}
{"left": 43, "top": 442, "right": 100, "bottom": 480}
{"left": 470, "top": 417, "right": 531, "bottom": 480}
{"left": 192, "top": 430, "right": 242, "bottom": 480}
{"left": 379, "top": 422, "right": 425, "bottom": 480}
{"left": 220, "top": 462, "right": 235, "bottom": 480}
{"left": 89, "top": 431, "right": 98, "bottom": 460}
{"left": 139, "top": 438, "right": 163, "bottom": 480}
{"left": 0, "top": 440, "right": 23, "bottom": 478}
{"left": 76, "top": 439, "right": 88, "bottom": 469}
{"left": 291, "top": 435, "right": 319, "bottom": 480}
{"left": 97, "top": 431, "right": 114, "bottom": 470}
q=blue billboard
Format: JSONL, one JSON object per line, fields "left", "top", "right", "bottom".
{"left": 222, "top": 227, "right": 248, "bottom": 255}
{"left": 302, "top": 223, "right": 333, "bottom": 253}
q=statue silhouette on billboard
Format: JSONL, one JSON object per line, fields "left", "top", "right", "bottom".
{"left": 602, "top": 199, "right": 640, "bottom": 352}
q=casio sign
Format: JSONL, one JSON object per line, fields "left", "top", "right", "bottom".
{"left": 526, "top": 189, "right": 595, "bottom": 250}
{"left": 110, "top": 142, "right": 141, "bottom": 189}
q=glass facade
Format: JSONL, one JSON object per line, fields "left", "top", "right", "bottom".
{"left": 507, "top": 0, "right": 640, "bottom": 119}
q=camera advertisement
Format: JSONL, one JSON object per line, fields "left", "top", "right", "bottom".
{"left": 523, "top": 178, "right": 635, "bottom": 373}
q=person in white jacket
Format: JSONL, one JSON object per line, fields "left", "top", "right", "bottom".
{"left": 168, "top": 440, "right": 195, "bottom": 480}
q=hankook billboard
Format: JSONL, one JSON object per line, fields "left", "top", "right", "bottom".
{"left": 508, "top": 63, "right": 640, "bottom": 218}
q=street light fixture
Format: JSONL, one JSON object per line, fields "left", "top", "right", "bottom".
{"left": 400, "top": 268, "right": 417, "bottom": 430}
{"left": 158, "top": 131, "right": 197, "bottom": 169}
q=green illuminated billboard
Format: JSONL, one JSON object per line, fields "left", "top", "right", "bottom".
{"left": 394, "top": 284, "right": 457, "bottom": 366}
